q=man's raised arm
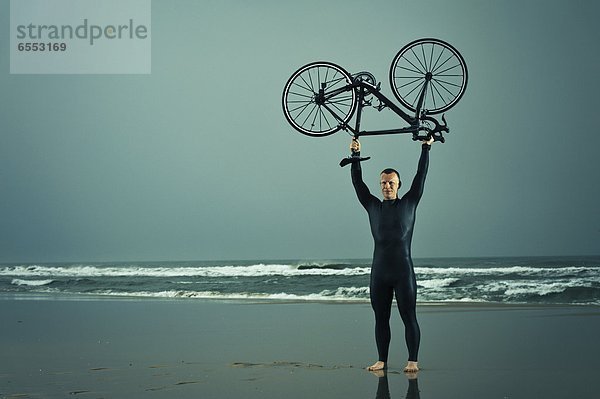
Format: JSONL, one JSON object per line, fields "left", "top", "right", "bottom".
{"left": 350, "top": 138, "right": 377, "bottom": 209}
{"left": 405, "top": 136, "right": 434, "bottom": 202}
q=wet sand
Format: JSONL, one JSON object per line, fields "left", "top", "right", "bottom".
{"left": 1, "top": 297, "right": 599, "bottom": 398}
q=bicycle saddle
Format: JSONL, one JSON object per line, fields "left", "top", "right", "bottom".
{"left": 339, "top": 156, "right": 371, "bottom": 167}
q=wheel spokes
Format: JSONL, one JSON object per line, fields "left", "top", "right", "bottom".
{"left": 390, "top": 39, "right": 467, "bottom": 114}
{"left": 283, "top": 62, "right": 356, "bottom": 135}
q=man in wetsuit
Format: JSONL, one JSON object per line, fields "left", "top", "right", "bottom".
{"left": 350, "top": 136, "right": 434, "bottom": 373}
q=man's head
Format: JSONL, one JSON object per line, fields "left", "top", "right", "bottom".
{"left": 380, "top": 168, "right": 401, "bottom": 200}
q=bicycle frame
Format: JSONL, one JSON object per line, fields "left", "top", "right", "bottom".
{"left": 319, "top": 78, "right": 448, "bottom": 142}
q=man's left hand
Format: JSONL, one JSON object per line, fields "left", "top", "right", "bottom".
{"left": 423, "top": 136, "right": 435, "bottom": 145}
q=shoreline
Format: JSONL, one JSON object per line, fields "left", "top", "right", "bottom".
{"left": 2, "top": 291, "right": 599, "bottom": 309}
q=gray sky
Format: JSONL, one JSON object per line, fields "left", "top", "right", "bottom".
{"left": 1, "top": 0, "right": 599, "bottom": 263}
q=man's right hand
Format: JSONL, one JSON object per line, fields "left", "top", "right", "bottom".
{"left": 350, "top": 137, "right": 361, "bottom": 154}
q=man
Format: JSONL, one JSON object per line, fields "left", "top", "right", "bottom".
{"left": 350, "top": 136, "right": 434, "bottom": 373}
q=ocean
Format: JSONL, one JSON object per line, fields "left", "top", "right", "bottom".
{"left": 1, "top": 256, "right": 599, "bottom": 305}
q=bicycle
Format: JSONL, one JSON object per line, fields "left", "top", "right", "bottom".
{"left": 281, "top": 38, "right": 468, "bottom": 166}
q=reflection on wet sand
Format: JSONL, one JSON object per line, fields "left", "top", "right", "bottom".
{"left": 373, "top": 371, "right": 419, "bottom": 399}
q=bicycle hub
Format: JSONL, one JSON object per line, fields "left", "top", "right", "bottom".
{"left": 315, "top": 86, "right": 326, "bottom": 105}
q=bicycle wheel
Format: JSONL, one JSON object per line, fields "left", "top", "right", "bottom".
{"left": 389, "top": 38, "right": 468, "bottom": 114}
{"left": 282, "top": 61, "right": 357, "bottom": 137}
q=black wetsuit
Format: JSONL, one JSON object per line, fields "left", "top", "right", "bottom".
{"left": 351, "top": 144, "right": 430, "bottom": 363}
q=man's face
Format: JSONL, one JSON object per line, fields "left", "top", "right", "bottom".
{"left": 380, "top": 172, "right": 400, "bottom": 200}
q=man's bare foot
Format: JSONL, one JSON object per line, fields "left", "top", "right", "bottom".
{"left": 367, "top": 361, "right": 386, "bottom": 371}
{"left": 403, "top": 361, "right": 419, "bottom": 373}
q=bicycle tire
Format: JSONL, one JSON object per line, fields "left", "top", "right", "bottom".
{"left": 389, "top": 38, "right": 468, "bottom": 115}
{"left": 282, "top": 61, "right": 357, "bottom": 137}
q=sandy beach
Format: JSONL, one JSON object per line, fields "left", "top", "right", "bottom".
{"left": 1, "top": 296, "right": 599, "bottom": 398}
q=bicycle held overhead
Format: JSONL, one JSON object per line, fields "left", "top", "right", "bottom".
{"left": 281, "top": 38, "right": 468, "bottom": 165}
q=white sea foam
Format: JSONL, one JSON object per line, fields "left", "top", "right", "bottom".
{"left": 2, "top": 264, "right": 597, "bottom": 279}
{"left": 11, "top": 279, "right": 54, "bottom": 287}
{"left": 418, "top": 278, "right": 459, "bottom": 289}
{"left": 318, "top": 286, "right": 369, "bottom": 298}
{"left": 476, "top": 278, "right": 594, "bottom": 297}
{"left": 89, "top": 288, "right": 370, "bottom": 302}
{"left": 505, "top": 280, "right": 591, "bottom": 297}
{"left": 76, "top": 288, "right": 489, "bottom": 304}
{"left": 419, "top": 297, "right": 486, "bottom": 303}
{"left": 0, "top": 264, "right": 370, "bottom": 278}
{"left": 414, "top": 266, "right": 600, "bottom": 276}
